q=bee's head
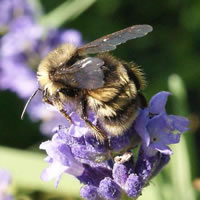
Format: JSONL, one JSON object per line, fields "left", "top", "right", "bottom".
{"left": 37, "top": 43, "right": 77, "bottom": 89}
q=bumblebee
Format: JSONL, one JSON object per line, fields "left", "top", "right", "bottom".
{"left": 22, "top": 25, "right": 152, "bottom": 143}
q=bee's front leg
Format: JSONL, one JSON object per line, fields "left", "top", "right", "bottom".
{"left": 43, "top": 88, "right": 73, "bottom": 124}
{"left": 80, "top": 98, "right": 107, "bottom": 143}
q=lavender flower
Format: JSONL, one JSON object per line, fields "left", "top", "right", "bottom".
{"left": 0, "top": 0, "right": 35, "bottom": 34}
{"left": 0, "top": 169, "right": 14, "bottom": 200}
{"left": 40, "top": 133, "right": 85, "bottom": 187}
{"left": 135, "top": 91, "right": 189, "bottom": 156}
{"left": 40, "top": 91, "right": 189, "bottom": 199}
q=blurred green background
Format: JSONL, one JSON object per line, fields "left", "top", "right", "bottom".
{"left": 0, "top": 0, "right": 200, "bottom": 199}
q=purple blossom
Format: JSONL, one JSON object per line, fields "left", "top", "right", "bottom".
{"left": 0, "top": 169, "right": 14, "bottom": 200}
{"left": 80, "top": 185, "right": 101, "bottom": 200}
{"left": 0, "top": 16, "right": 42, "bottom": 98}
{"left": 78, "top": 165, "right": 112, "bottom": 187}
{"left": 40, "top": 133, "right": 85, "bottom": 187}
{"left": 0, "top": 0, "right": 35, "bottom": 33}
{"left": 80, "top": 178, "right": 122, "bottom": 200}
{"left": 40, "top": 91, "right": 189, "bottom": 200}
{"left": 98, "top": 177, "right": 121, "bottom": 200}
{"left": 112, "top": 163, "right": 128, "bottom": 186}
{"left": 124, "top": 174, "right": 142, "bottom": 198}
{"left": 135, "top": 91, "right": 190, "bottom": 156}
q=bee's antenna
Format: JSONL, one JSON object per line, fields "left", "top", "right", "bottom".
{"left": 21, "top": 88, "right": 41, "bottom": 120}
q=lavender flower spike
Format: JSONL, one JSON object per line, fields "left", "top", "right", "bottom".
{"left": 40, "top": 91, "right": 189, "bottom": 199}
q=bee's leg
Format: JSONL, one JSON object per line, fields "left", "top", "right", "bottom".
{"left": 80, "top": 98, "right": 107, "bottom": 143}
{"left": 43, "top": 88, "right": 72, "bottom": 124}
{"left": 59, "top": 108, "right": 73, "bottom": 124}
{"left": 55, "top": 89, "right": 73, "bottom": 124}
{"left": 42, "top": 88, "right": 53, "bottom": 105}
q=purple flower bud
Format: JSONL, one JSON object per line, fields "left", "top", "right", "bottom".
{"left": 80, "top": 185, "right": 101, "bottom": 200}
{"left": 98, "top": 177, "right": 121, "bottom": 200}
{"left": 125, "top": 174, "right": 142, "bottom": 198}
{"left": 135, "top": 147, "right": 160, "bottom": 182}
{"left": 112, "top": 163, "right": 128, "bottom": 187}
{"left": 78, "top": 165, "right": 112, "bottom": 187}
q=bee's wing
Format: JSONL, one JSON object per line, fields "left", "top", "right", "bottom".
{"left": 73, "top": 57, "right": 104, "bottom": 89}
{"left": 77, "top": 25, "right": 153, "bottom": 55}
{"left": 56, "top": 57, "right": 104, "bottom": 89}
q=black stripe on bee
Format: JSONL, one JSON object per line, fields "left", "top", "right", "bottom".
{"left": 103, "top": 98, "right": 137, "bottom": 122}
{"left": 59, "top": 88, "right": 80, "bottom": 97}
{"left": 123, "top": 63, "right": 141, "bottom": 90}
{"left": 106, "top": 85, "right": 128, "bottom": 105}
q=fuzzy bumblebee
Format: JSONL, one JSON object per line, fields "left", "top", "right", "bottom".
{"left": 22, "top": 25, "right": 153, "bottom": 143}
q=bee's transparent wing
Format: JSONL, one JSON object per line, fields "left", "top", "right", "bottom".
{"left": 72, "top": 57, "right": 104, "bottom": 89}
{"left": 77, "top": 25, "right": 153, "bottom": 55}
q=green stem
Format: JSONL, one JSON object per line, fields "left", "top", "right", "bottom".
{"left": 39, "top": 0, "right": 96, "bottom": 28}
{"left": 167, "top": 74, "right": 197, "bottom": 200}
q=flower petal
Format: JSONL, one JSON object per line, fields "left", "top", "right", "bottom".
{"left": 149, "top": 91, "right": 171, "bottom": 114}
{"left": 167, "top": 115, "right": 190, "bottom": 132}
{"left": 150, "top": 142, "right": 173, "bottom": 155}
{"left": 134, "top": 108, "right": 150, "bottom": 146}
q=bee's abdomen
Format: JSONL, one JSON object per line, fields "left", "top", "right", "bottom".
{"left": 87, "top": 84, "right": 139, "bottom": 136}
{"left": 87, "top": 54, "right": 145, "bottom": 136}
